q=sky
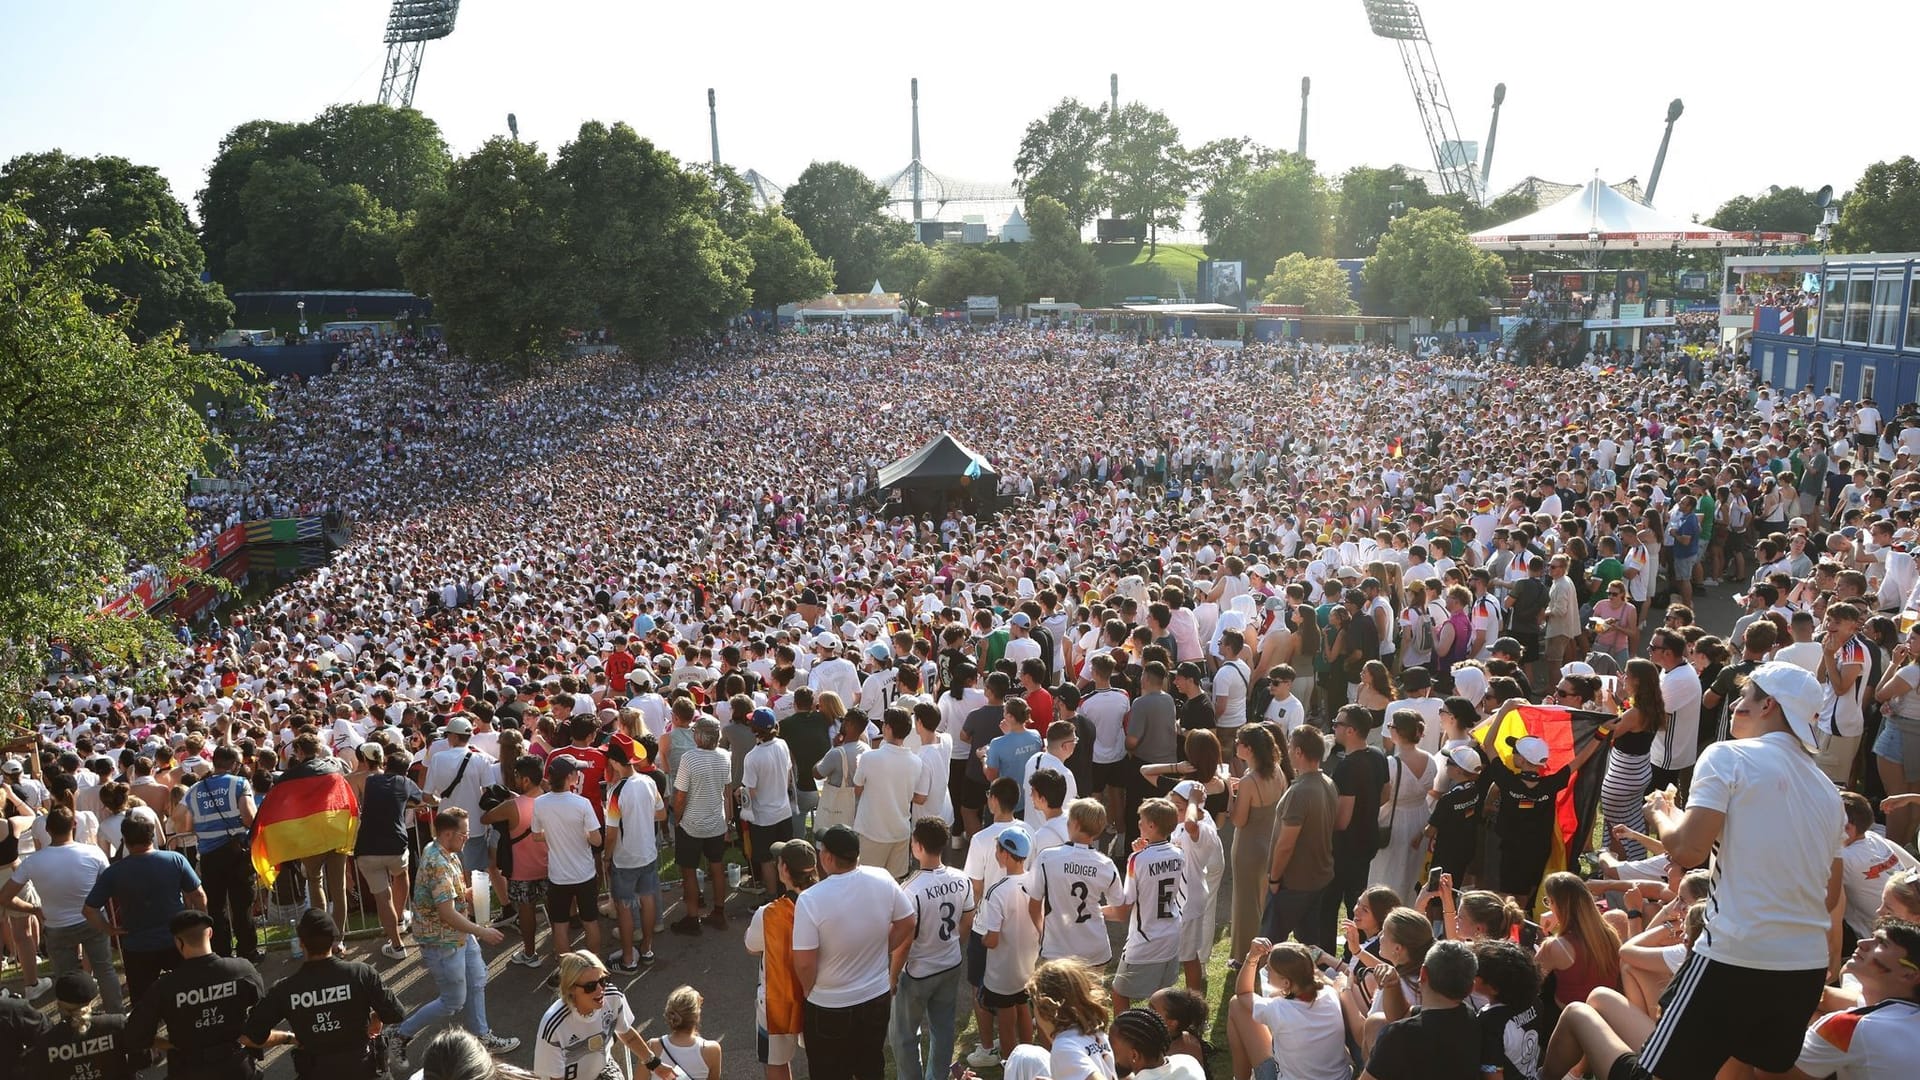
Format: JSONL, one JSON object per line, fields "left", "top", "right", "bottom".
{"left": 3, "top": 0, "right": 1912, "bottom": 230}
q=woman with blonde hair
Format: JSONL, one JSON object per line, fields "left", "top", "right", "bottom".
{"left": 1028, "top": 958, "right": 1117, "bottom": 1080}
{"left": 1536, "top": 870, "right": 1622, "bottom": 1012}
{"left": 649, "top": 985, "right": 722, "bottom": 1079}
{"left": 531, "top": 951, "right": 655, "bottom": 1080}
{"left": 1342, "top": 907, "right": 1434, "bottom": 1057}
{"left": 32, "top": 973, "right": 136, "bottom": 1079}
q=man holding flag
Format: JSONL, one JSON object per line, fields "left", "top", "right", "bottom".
{"left": 251, "top": 735, "right": 359, "bottom": 944}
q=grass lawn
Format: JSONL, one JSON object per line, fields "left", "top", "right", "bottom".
{"left": 1093, "top": 242, "right": 1209, "bottom": 305}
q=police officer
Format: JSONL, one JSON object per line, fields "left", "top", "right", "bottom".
{"left": 127, "top": 909, "right": 265, "bottom": 1079}
{"left": 244, "top": 910, "right": 405, "bottom": 1078}
{"left": 189, "top": 745, "right": 260, "bottom": 962}
{"left": 33, "top": 972, "right": 136, "bottom": 1080}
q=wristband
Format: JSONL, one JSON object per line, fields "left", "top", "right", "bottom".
{"left": 1268, "top": 876, "right": 1281, "bottom": 885}
{"left": 645, "top": 1057, "right": 662, "bottom": 1072}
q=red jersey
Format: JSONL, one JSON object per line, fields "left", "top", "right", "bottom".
{"left": 549, "top": 744, "right": 608, "bottom": 822}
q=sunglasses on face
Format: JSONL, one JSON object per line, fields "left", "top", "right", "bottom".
{"left": 574, "top": 977, "right": 611, "bottom": 993}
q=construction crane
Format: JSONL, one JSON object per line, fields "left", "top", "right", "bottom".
{"left": 1361, "top": 1, "right": 1479, "bottom": 202}
{"left": 377, "top": 0, "right": 461, "bottom": 109}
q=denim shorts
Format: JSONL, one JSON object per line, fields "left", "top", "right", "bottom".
{"left": 609, "top": 861, "right": 661, "bottom": 907}
{"left": 1876, "top": 721, "right": 1904, "bottom": 764}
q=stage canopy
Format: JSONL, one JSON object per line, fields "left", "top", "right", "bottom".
{"left": 878, "top": 432, "right": 998, "bottom": 491}
{"left": 1470, "top": 177, "right": 1806, "bottom": 252}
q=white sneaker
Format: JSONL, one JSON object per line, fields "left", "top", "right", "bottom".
{"left": 510, "top": 951, "right": 543, "bottom": 968}
{"left": 478, "top": 1032, "right": 521, "bottom": 1055}
{"left": 966, "top": 1045, "right": 1001, "bottom": 1068}
{"left": 23, "top": 977, "right": 51, "bottom": 999}
{"left": 381, "top": 943, "right": 407, "bottom": 961}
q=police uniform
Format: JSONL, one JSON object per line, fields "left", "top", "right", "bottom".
{"left": 244, "top": 957, "right": 404, "bottom": 1078}
{"left": 0, "top": 993, "right": 50, "bottom": 1073}
{"left": 32, "top": 1012, "right": 136, "bottom": 1080}
{"left": 127, "top": 952, "right": 266, "bottom": 1079}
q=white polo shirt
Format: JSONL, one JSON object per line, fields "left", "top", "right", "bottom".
{"left": 1654, "top": 662, "right": 1703, "bottom": 770}
{"left": 791, "top": 866, "right": 913, "bottom": 1007}
{"left": 1688, "top": 731, "right": 1842, "bottom": 970}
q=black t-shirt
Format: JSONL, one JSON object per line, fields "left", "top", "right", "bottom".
{"left": 1486, "top": 759, "right": 1570, "bottom": 844}
{"left": 1365, "top": 1004, "right": 1479, "bottom": 1080}
{"left": 33, "top": 1014, "right": 135, "bottom": 1080}
{"left": 1332, "top": 746, "right": 1389, "bottom": 858}
{"left": 1479, "top": 1001, "right": 1547, "bottom": 1080}
{"left": 1426, "top": 775, "right": 1485, "bottom": 875}
{"left": 1064, "top": 713, "right": 1097, "bottom": 796}
{"left": 961, "top": 704, "right": 1006, "bottom": 784}
{"left": 352, "top": 772, "right": 423, "bottom": 857}
{"left": 127, "top": 952, "right": 265, "bottom": 1069}
{"left": 245, "top": 957, "right": 404, "bottom": 1071}
{"left": 780, "top": 711, "right": 832, "bottom": 793}
{"left": 0, "top": 994, "right": 48, "bottom": 1073}
{"left": 1179, "top": 694, "right": 1216, "bottom": 735}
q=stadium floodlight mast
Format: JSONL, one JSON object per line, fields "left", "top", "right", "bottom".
{"left": 1361, "top": 0, "right": 1480, "bottom": 202}
{"left": 376, "top": 0, "right": 461, "bottom": 109}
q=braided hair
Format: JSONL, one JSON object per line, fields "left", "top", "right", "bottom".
{"left": 1110, "top": 1008, "right": 1171, "bottom": 1069}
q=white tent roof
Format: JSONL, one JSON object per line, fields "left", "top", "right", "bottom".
{"left": 1471, "top": 177, "right": 1801, "bottom": 251}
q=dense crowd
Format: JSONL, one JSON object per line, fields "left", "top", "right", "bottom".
{"left": 6, "top": 322, "right": 1920, "bottom": 1080}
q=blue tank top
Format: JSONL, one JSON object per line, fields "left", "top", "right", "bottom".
{"left": 189, "top": 773, "right": 251, "bottom": 852}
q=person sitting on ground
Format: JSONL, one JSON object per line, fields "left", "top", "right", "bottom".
{"left": 1361, "top": 939, "right": 1480, "bottom": 1080}
{"left": 1227, "top": 938, "right": 1350, "bottom": 1080}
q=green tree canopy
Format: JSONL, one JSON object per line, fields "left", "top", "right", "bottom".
{"left": 1707, "top": 186, "right": 1821, "bottom": 235}
{"left": 0, "top": 150, "right": 232, "bottom": 339}
{"left": 882, "top": 243, "right": 936, "bottom": 314}
{"left": 198, "top": 104, "right": 450, "bottom": 289}
{"left": 782, "top": 162, "right": 909, "bottom": 293}
{"left": 1262, "top": 253, "right": 1357, "bottom": 315}
{"left": 1095, "top": 103, "right": 1190, "bottom": 254}
{"left": 1018, "top": 195, "right": 1103, "bottom": 303}
{"left": 1332, "top": 165, "right": 1440, "bottom": 257}
{"left": 1013, "top": 98, "right": 1107, "bottom": 230}
{"left": 1363, "top": 206, "right": 1506, "bottom": 324}
{"left": 743, "top": 206, "right": 833, "bottom": 311}
{"left": 0, "top": 204, "right": 258, "bottom": 717}
{"left": 399, "top": 138, "right": 572, "bottom": 366}
{"left": 925, "top": 246, "right": 1025, "bottom": 309}
{"left": 1200, "top": 152, "right": 1330, "bottom": 273}
{"left": 1832, "top": 157, "right": 1920, "bottom": 253}
{"left": 549, "top": 121, "right": 749, "bottom": 358}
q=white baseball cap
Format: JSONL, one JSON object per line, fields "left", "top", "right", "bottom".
{"left": 1747, "top": 661, "right": 1823, "bottom": 753}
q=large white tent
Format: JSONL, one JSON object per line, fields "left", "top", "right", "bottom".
{"left": 1470, "top": 177, "right": 1805, "bottom": 252}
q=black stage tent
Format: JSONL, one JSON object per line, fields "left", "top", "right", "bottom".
{"left": 877, "top": 433, "right": 1002, "bottom": 516}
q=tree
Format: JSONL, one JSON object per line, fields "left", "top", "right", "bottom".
{"left": 1707, "top": 186, "right": 1821, "bottom": 236}
{"left": 783, "top": 162, "right": 910, "bottom": 293}
{"left": 1468, "top": 188, "right": 1539, "bottom": 233}
{"left": 1331, "top": 165, "right": 1438, "bottom": 258}
{"left": 882, "top": 243, "right": 936, "bottom": 314}
{"left": 228, "top": 158, "right": 406, "bottom": 290}
{"left": 1200, "top": 153, "right": 1330, "bottom": 274}
{"left": 548, "top": 122, "right": 750, "bottom": 358}
{"left": 1019, "top": 195, "right": 1103, "bottom": 303}
{"left": 0, "top": 204, "right": 257, "bottom": 722}
{"left": 198, "top": 104, "right": 450, "bottom": 289}
{"left": 1832, "top": 158, "right": 1920, "bottom": 253}
{"left": 1013, "top": 98, "right": 1106, "bottom": 230}
{"left": 1, "top": 151, "right": 233, "bottom": 339}
{"left": 1363, "top": 206, "right": 1507, "bottom": 324}
{"left": 1262, "top": 253, "right": 1357, "bottom": 315}
{"left": 1095, "top": 103, "right": 1190, "bottom": 254}
{"left": 924, "top": 247, "right": 1025, "bottom": 309}
{"left": 743, "top": 206, "right": 833, "bottom": 311}
{"left": 1186, "top": 137, "right": 1280, "bottom": 201}
{"left": 399, "top": 138, "right": 572, "bottom": 366}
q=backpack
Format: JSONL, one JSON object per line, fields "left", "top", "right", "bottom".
{"left": 1404, "top": 608, "right": 1436, "bottom": 659}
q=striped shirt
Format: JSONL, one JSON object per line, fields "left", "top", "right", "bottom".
{"left": 673, "top": 747, "right": 731, "bottom": 839}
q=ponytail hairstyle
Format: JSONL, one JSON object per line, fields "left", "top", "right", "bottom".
{"left": 1381, "top": 908, "right": 1436, "bottom": 978}
{"left": 663, "top": 985, "right": 703, "bottom": 1033}
{"left": 1457, "top": 889, "right": 1526, "bottom": 940}
{"left": 1028, "top": 958, "right": 1111, "bottom": 1036}
{"left": 1263, "top": 942, "right": 1324, "bottom": 1002}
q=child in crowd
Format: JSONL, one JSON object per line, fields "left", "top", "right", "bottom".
{"left": 1168, "top": 779, "right": 1225, "bottom": 996}
{"left": 1029, "top": 958, "right": 1118, "bottom": 1080}
{"left": 1026, "top": 767, "right": 1072, "bottom": 856}
{"left": 964, "top": 776, "right": 1023, "bottom": 1066}
{"left": 1108, "top": 797, "right": 1188, "bottom": 1011}
{"left": 1029, "top": 797, "right": 1120, "bottom": 965}
{"left": 976, "top": 826, "right": 1040, "bottom": 1070}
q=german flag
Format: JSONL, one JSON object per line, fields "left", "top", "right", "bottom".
{"left": 251, "top": 770, "right": 359, "bottom": 884}
{"left": 1474, "top": 704, "right": 1609, "bottom": 910}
